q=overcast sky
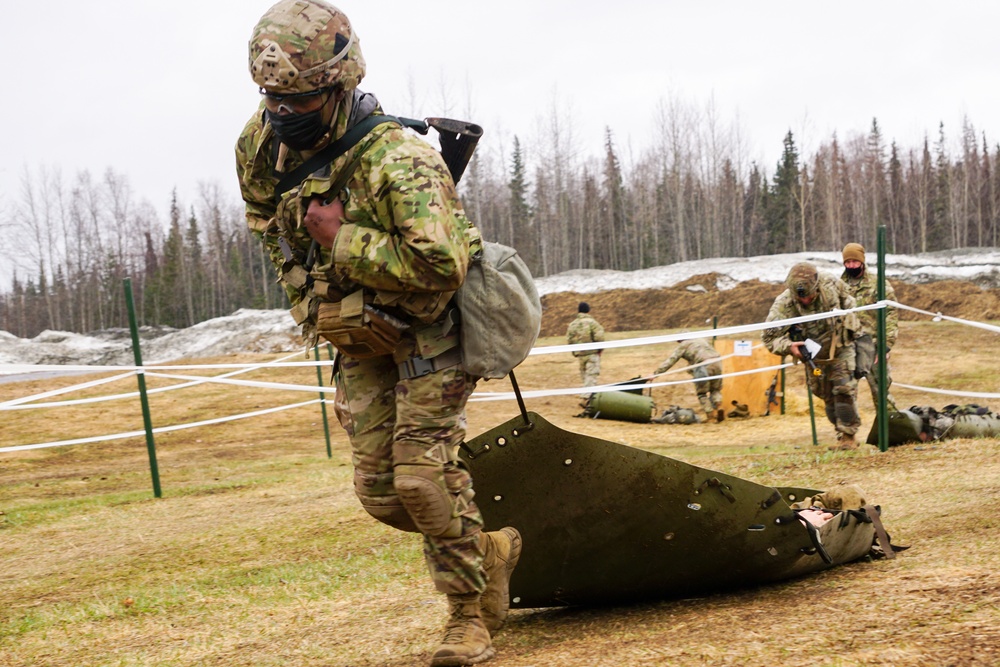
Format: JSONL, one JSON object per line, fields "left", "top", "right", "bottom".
{"left": 2, "top": 0, "right": 998, "bottom": 223}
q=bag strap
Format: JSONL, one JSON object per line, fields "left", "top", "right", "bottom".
{"left": 273, "top": 115, "right": 430, "bottom": 203}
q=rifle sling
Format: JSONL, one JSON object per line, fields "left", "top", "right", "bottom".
{"left": 273, "top": 115, "right": 429, "bottom": 203}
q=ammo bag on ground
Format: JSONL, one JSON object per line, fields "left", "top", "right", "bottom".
{"left": 454, "top": 241, "right": 541, "bottom": 379}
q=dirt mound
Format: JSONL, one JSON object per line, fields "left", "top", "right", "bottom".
{"left": 541, "top": 275, "right": 1000, "bottom": 337}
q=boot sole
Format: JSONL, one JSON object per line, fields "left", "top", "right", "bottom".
{"left": 430, "top": 645, "right": 496, "bottom": 666}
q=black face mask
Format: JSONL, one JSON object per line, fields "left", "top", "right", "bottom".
{"left": 845, "top": 266, "right": 864, "bottom": 278}
{"left": 265, "top": 108, "right": 327, "bottom": 151}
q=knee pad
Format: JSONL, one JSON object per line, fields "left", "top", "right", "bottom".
{"left": 354, "top": 470, "right": 419, "bottom": 533}
{"left": 394, "top": 462, "right": 475, "bottom": 538}
{"left": 824, "top": 401, "right": 838, "bottom": 424}
{"left": 833, "top": 395, "right": 860, "bottom": 427}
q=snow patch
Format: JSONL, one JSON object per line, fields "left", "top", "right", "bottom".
{"left": 2, "top": 250, "right": 998, "bottom": 374}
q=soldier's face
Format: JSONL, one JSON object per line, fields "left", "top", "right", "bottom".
{"left": 844, "top": 259, "right": 863, "bottom": 271}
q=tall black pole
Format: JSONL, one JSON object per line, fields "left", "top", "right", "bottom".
{"left": 876, "top": 226, "right": 889, "bottom": 452}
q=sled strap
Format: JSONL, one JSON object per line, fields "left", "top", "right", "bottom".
{"left": 863, "top": 504, "right": 895, "bottom": 559}
{"left": 508, "top": 369, "right": 533, "bottom": 431}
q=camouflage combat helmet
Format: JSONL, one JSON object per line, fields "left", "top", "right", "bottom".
{"left": 249, "top": 0, "right": 365, "bottom": 94}
{"left": 786, "top": 262, "right": 819, "bottom": 299}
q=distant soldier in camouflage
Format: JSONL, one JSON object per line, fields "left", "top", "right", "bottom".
{"left": 654, "top": 338, "right": 725, "bottom": 422}
{"left": 762, "top": 262, "right": 863, "bottom": 450}
{"left": 235, "top": 2, "right": 519, "bottom": 664}
{"left": 566, "top": 303, "right": 605, "bottom": 403}
{"left": 841, "top": 243, "right": 898, "bottom": 409}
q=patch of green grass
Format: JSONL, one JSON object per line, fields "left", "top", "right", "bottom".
{"left": 2, "top": 330, "right": 1000, "bottom": 666}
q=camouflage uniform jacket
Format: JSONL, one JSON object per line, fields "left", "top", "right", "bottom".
{"left": 655, "top": 338, "right": 720, "bottom": 375}
{"left": 762, "top": 274, "right": 860, "bottom": 359}
{"left": 235, "top": 97, "right": 483, "bottom": 342}
{"left": 566, "top": 313, "right": 605, "bottom": 357}
{"left": 840, "top": 269, "right": 898, "bottom": 350}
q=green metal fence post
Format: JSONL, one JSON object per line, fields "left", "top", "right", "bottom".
{"left": 876, "top": 225, "right": 889, "bottom": 452}
{"left": 313, "top": 344, "right": 334, "bottom": 459}
{"left": 124, "top": 278, "right": 162, "bottom": 498}
{"left": 806, "top": 376, "right": 818, "bottom": 447}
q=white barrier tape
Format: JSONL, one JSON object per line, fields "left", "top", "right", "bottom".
{"left": 471, "top": 363, "right": 794, "bottom": 402}
{"left": 145, "top": 371, "right": 335, "bottom": 394}
{"left": 535, "top": 302, "right": 886, "bottom": 356}
{"left": 5, "top": 354, "right": 784, "bottom": 410}
{"left": 650, "top": 342, "right": 769, "bottom": 380}
{"left": 3, "top": 296, "right": 991, "bottom": 454}
{"left": 0, "top": 371, "right": 137, "bottom": 408}
{"left": 0, "top": 351, "right": 309, "bottom": 411}
{"left": 0, "top": 399, "right": 322, "bottom": 454}
{"left": 0, "top": 302, "right": 885, "bottom": 378}
{"left": 886, "top": 300, "right": 1000, "bottom": 335}
{"left": 0, "top": 359, "right": 337, "bottom": 374}
{"left": 0, "top": 297, "right": 983, "bottom": 423}
{"left": 893, "top": 383, "right": 1000, "bottom": 400}
{"left": 476, "top": 343, "right": 785, "bottom": 400}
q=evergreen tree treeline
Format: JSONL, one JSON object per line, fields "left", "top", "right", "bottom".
{"left": 1, "top": 172, "right": 285, "bottom": 338}
{"left": 2, "top": 114, "right": 998, "bottom": 338}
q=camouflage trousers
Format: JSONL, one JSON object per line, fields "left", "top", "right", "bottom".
{"left": 691, "top": 361, "right": 724, "bottom": 416}
{"left": 853, "top": 334, "right": 895, "bottom": 409}
{"left": 333, "top": 341, "right": 486, "bottom": 596}
{"left": 807, "top": 343, "right": 860, "bottom": 436}
{"left": 577, "top": 353, "right": 601, "bottom": 398}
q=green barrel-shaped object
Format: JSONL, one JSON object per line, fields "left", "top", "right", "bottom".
{"left": 588, "top": 390, "right": 654, "bottom": 423}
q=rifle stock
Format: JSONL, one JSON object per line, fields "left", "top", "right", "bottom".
{"left": 425, "top": 117, "right": 483, "bottom": 185}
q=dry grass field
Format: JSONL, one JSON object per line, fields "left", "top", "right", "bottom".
{"left": 2, "top": 319, "right": 999, "bottom": 666}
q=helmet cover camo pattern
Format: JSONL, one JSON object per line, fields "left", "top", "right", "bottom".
{"left": 786, "top": 262, "right": 819, "bottom": 299}
{"left": 249, "top": 0, "right": 365, "bottom": 94}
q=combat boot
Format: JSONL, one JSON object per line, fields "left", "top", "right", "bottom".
{"left": 431, "top": 593, "right": 495, "bottom": 666}
{"left": 828, "top": 435, "right": 858, "bottom": 451}
{"left": 479, "top": 527, "right": 522, "bottom": 634}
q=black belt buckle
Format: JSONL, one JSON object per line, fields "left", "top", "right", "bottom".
{"left": 402, "top": 356, "right": 436, "bottom": 379}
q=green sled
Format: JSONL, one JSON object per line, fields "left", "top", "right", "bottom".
{"left": 460, "top": 412, "right": 878, "bottom": 608}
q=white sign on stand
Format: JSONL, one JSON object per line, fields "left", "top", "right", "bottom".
{"left": 734, "top": 340, "right": 753, "bottom": 357}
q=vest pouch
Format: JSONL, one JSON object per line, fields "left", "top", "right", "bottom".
{"left": 812, "top": 330, "right": 836, "bottom": 362}
{"left": 316, "top": 290, "right": 403, "bottom": 358}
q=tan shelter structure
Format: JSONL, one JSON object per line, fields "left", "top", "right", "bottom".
{"left": 716, "top": 339, "right": 784, "bottom": 416}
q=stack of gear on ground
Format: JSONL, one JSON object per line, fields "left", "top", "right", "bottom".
{"left": 652, "top": 405, "right": 702, "bottom": 424}
{"left": 869, "top": 403, "right": 1000, "bottom": 446}
{"left": 728, "top": 400, "right": 751, "bottom": 419}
